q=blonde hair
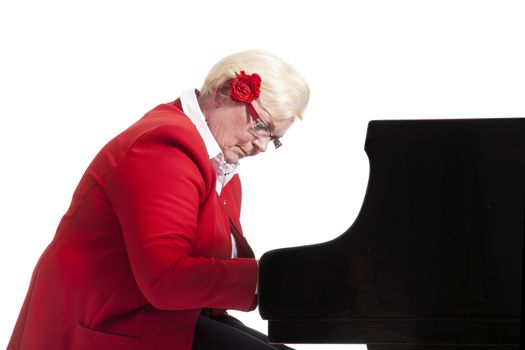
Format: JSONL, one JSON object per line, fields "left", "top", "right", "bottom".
{"left": 201, "top": 50, "right": 310, "bottom": 122}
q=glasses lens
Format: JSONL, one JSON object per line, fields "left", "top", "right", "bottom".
{"left": 254, "top": 119, "right": 271, "bottom": 137}
{"left": 248, "top": 104, "right": 283, "bottom": 149}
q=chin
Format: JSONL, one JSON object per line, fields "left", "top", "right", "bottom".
{"left": 223, "top": 146, "right": 246, "bottom": 163}
{"left": 224, "top": 153, "right": 240, "bottom": 164}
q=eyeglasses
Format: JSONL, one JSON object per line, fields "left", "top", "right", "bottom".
{"left": 246, "top": 103, "right": 282, "bottom": 149}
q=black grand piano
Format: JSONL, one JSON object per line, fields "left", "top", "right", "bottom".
{"left": 258, "top": 118, "right": 523, "bottom": 349}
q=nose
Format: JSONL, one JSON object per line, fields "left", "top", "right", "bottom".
{"left": 252, "top": 137, "right": 269, "bottom": 154}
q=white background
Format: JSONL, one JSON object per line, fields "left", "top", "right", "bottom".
{"left": 1, "top": 1, "right": 524, "bottom": 349}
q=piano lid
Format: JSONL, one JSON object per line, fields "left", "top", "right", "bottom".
{"left": 258, "top": 118, "right": 524, "bottom": 348}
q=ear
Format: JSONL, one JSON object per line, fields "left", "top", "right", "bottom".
{"left": 213, "top": 83, "right": 232, "bottom": 107}
{"left": 213, "top": 89, "right": 224, "bottom": 107}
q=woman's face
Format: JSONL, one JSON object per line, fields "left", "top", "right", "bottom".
{"left": 205, "top": 98, "right": 294, "bottom": 163}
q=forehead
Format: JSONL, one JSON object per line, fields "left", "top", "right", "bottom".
{"left": 269, "top": 116, "right": 295, "bottom": 138}
{"left": 253, "top": 102, "right": 295, "bottom": 136}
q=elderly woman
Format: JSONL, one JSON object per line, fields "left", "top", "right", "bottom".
{"left": 7, "top": 50, "right": 309, "bottom": 350}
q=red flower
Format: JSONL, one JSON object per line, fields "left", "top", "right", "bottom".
{"left": 229, "top": 71, "right": 262, "bottom": 103}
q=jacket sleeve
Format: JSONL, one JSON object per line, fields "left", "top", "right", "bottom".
{"left": 105, "top": 125, "right": 257, "bottom": 311}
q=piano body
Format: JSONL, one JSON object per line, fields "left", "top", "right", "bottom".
{"left": 258, "top": 118, "right": 523, "bottom": 349}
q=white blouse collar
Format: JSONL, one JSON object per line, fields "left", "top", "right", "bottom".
{"left": 179, "top": 89, "right": 239, "bottom": 194}
{"left": 179, "top": 89, "right": 222, "bottom": 159}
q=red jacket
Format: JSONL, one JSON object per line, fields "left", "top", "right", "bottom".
{"left": 8, "top": 100, "right": 258, "bottom": 350}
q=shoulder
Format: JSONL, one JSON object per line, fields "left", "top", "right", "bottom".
{"left": 137, "top": 101, "right": 201, "bottom": 142}
{"left": 114, "top": 100, "right": 208, "bottom": 159}
{"left": 89, "top": 100, "right": 214, "bottom": 190}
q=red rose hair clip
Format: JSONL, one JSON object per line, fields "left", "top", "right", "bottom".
{"left": 229, "top": 71, "right": 261, "bottom": 103}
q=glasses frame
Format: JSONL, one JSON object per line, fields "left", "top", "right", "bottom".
{"left": 246, "top": 103, "right": 282, "bottom": 149}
